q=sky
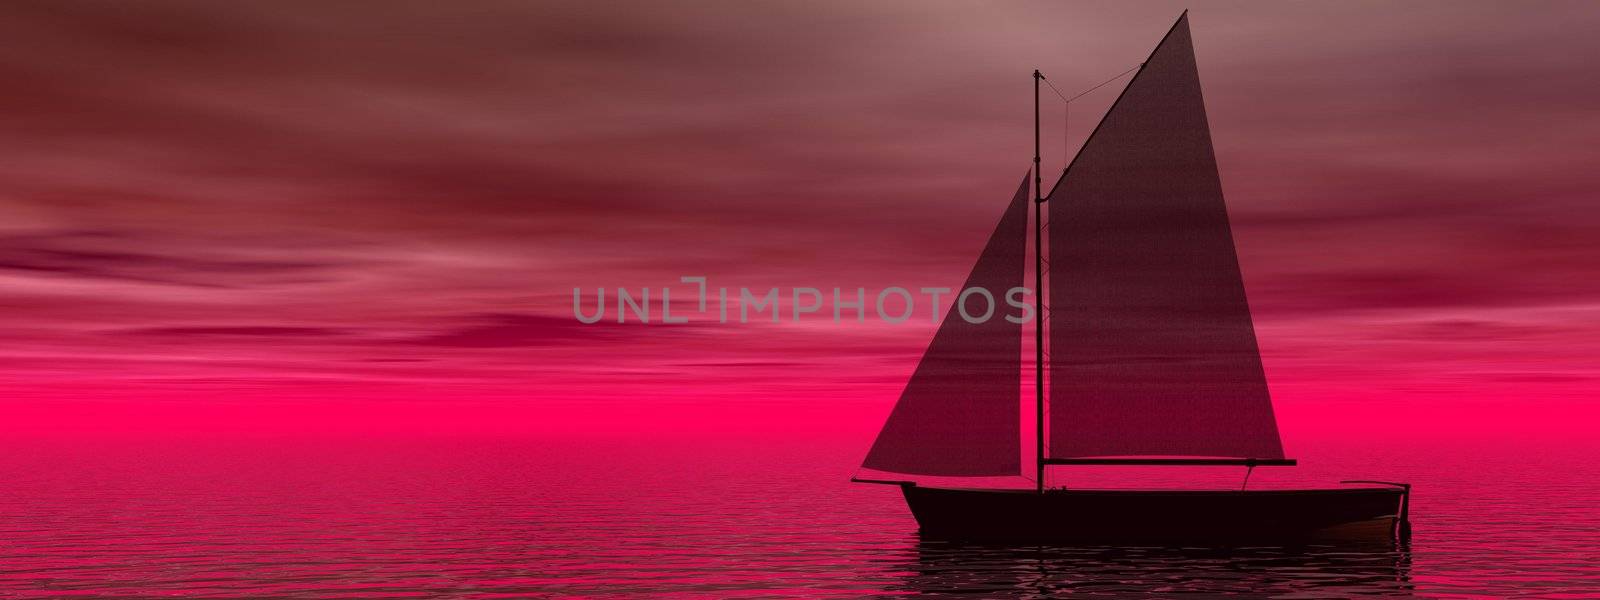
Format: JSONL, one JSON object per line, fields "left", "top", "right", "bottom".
{"left": 2, "top": 1, "right": 1598, "bottom": 442}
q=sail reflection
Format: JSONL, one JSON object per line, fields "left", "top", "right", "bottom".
{"left": 886, "top": 538, "right": 1413, "bottom": 598}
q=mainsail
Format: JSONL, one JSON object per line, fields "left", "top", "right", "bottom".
{"left": 862, "top": 13, "right": 1283, "bottom": 479}
{"left": 1046, "top": 14, "right": 1285, "bottom": 459}
{"left": 861, "top": 175, "right": 1030, "bottom": 476}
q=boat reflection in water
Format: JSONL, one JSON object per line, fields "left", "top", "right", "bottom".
{"left": 887, "top": 538, "right": 1413, "bottom": 598}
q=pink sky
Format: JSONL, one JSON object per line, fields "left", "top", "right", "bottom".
{"left": 2, "top": 1, "right": 1598, "bottom": 442}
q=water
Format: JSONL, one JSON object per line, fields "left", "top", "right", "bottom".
{"left": 1, "top": 435, "right": 1596, "bottom": 598}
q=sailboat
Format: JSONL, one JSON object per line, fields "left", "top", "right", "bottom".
{"left": 853, "top": 12, "right": 1412, "bottom": 543}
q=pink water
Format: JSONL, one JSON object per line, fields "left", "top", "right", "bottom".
{"left": 1, "top": 434, "right": 1596, "bottom": 598}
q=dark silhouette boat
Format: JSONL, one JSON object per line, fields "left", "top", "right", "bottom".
{"left": 899, "top": 486, "right": 1406, "bottom": 543}
{"left": 853, "top": 12, "right": 1411, "bottom": 543}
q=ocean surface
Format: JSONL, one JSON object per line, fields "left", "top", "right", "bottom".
{"left": 2, "top": 434, "right": 1597, "bottom": 598}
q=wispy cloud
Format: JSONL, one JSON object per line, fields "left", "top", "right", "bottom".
{"left": 2, "top": 1, "right": 1598, "bottom": 435}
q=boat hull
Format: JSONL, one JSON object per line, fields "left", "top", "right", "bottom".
{"left": 901, "top": 485, "right": 1405, "bottom": 543}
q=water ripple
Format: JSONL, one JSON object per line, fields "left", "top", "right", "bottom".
{"left": 0, "top": 437, "right": 1595, "bottom": 597}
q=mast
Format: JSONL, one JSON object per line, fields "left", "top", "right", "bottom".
{"left": 1032, "top": 69, "right": 1045, "bottom": 494}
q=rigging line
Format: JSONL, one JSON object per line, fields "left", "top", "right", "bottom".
{"left": 1041, "top": 64, "right": 1137, "bottom": 171}
{"left": 1040, "top": 63, "right": 1139, "bottom": 105}
{"left": 1066, "top": 64, "right": 1141, "bottom": 103}
{"left": 1040, "top": 75, "right": 1071, "bottom": 103}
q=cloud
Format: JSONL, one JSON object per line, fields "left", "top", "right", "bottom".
{"left": 0, "top": 229, "right": 353, "bottom": 289}
{"left": 119, "top": 326, "right": 350, "bottom": 338}
{"left": 1, "top": 1, "right": 1598, "bottom": 432}
{"left": 403, "top": 313, "right": 705, "bottom": 348}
